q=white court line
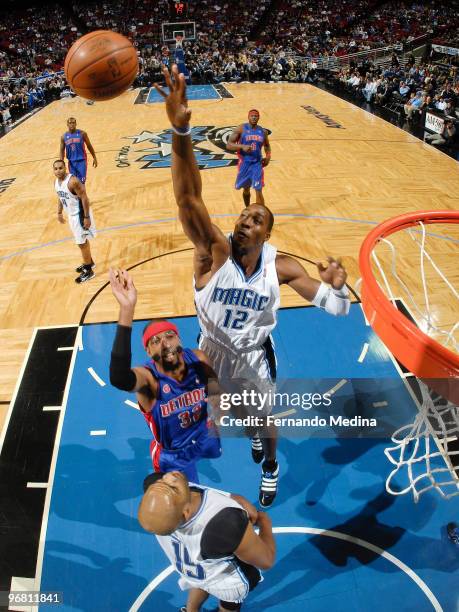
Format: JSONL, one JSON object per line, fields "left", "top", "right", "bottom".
{"left": 26, "top": 482, "right": 48, "bottom": 489}
{"left": 57, "top": 346, "right": 74, "bottom": 352}
{"left": 88, "top": 367, "right": 106, "bottom": 386}
{"left": 34, "top": 326, "right": 81, "bottom": 594}
{"left": 35, "top": 323, "right": 79, "bottom": 330}
{"left": 9, "top": 575, "right": 35, "bottom": 612}
{"left": 373, "top": 401, "right": 388, "bottom": 408}
{"left": 125, "top": 399, "right": 140, "bottom": 410}
{"left": 76, "top": 326, "right": 83, "bottom": 351}
{"left": 358, "top": 342, "right": 369, "bottom": 363}
{"left": 42, "top": 406, "right": 62, "bottom": 412}
{"left": 325, "top": 378, "right": 348, "bottom": 395}
{"left": 0, "top": 328, "right": 37, "bottom": 455}
{"left": 129, "top": 527, "right": 442, "bottom": 612}
{"left": 90, "top": 430, "right": 106, "bottom": 436}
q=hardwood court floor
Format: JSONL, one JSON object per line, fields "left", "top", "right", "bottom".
{"left": 0, "top": 83, "right": 458, "bottom": 434}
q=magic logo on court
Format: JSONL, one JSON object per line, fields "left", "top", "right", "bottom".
{"left": 118, "top": 126, "right": 238, "bottom": 169}
{"left": 117, "top": 126, "right": 271, "bottom": 170}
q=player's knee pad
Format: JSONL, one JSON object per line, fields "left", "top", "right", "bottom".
{"left": 219, "top": 600, "right": 241, "bottom": 611}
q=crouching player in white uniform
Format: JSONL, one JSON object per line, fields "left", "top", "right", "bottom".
{"left": 154, "top": 65, "right": 351, "bottom": 507}
{"left": 139, "top": 470, "right": 275, "bottom": 611}
{"left": 53, "top": 159, "right": 96, "bottom": 283}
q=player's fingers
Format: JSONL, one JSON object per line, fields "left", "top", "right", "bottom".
{"left": 162, "top": 66, "right": 174, "bottom": 90}
{"left": 170, "top": 64, "right": 180, "bottom": 87}
{"left": 177, "top": 72, "right": 187, "bottom": 97}
{"left": 316, "top": 261, "right": 327, "bottom": 272}
{"left": 153, "top": 83, "right": 167, "bottom": 98}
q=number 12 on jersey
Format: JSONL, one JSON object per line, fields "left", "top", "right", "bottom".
{"left": 222, "top": 308, "right": 248, "bottom": 330}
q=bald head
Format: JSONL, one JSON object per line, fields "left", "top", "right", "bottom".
{"left": 138, "top": 471, "right": 192, "bottom": 535}
{"left": 138, "top": 485, "right": 182, "bottom": 535}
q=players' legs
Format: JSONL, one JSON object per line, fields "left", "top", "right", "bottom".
{"left": 242, "top": 188, "right": 251, "bottom": 207}
{"left": 72, "top": 210, "right": 96, "bottom": 282}
{"left": 78, "top": 239, "right": 93, "bottom": 265}
{"left": 235, "top": 165, "right": 252, "bottom": 208}
{"left": 260, "top": 423, "right": 277, "bottom": 461}
{"left": 69, "top": 159, "right": 87, "bottom": 183}
{"left": 185, "top": 588, "right": 209, "bottom": 612}
{"left": 254, "top": 189, "right": 265, "bottom": 206}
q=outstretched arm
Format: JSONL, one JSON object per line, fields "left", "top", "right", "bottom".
{"left": 276, "top": 254, "right": 350, "bottom": 316}
{"left": 154, "top": 65, "right": 229, "bottom": 281}
{"left": 82, "top": 131, "right": 98, "bottom": 167}
{"left": 108, "top": 269, "right": 158, "bottom": 401}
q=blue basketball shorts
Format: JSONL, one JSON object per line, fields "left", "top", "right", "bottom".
{"left": 68, "top": 159, "right": 87, "bottom": 183}
{"left": 235, "top": 161, "right": 264, "bottom": 191}
{"left": 151, "top": 419, "right": 222, "bottom": 483}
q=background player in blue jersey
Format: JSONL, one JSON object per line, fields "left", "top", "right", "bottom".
{"left": 109, "top": 269, "right": 222, "bottom": 483}
{"left": 59, "top": 117, "right": 98, "bottom": 184}
{"left": 227, "top": 109, "right": 271, "bottom": 208}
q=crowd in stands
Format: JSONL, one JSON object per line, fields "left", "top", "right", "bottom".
{"left": 0, "top": 0, "right": 458, "bottom": 146}
{"left": 331, "top": 51, "right": 458, "bottom": 145}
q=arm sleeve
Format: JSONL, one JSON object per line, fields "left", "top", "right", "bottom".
{"left": 311, "top": 282, "right": 350, "bottom": 316}
{"left": 201, "top": 507, "right": 249, "bottom": 559}
{"left": 109, "top": 325, "right": 137, "bottom": 391}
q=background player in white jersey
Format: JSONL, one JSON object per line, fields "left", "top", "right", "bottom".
{"left": 53, "top": 159, "right": 96, "bottom": 283}
{"left": 139, "top": 470, "right": 275, "bottom": 611}
{"left": 154, "top": 65, "right": 350, "bottom": 507}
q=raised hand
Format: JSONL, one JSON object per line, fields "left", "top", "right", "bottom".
{"left": 154, "top": 64, "right": 192, "bottom": 129}
{"left": 316, "top": 257, "right": 347, "bottom": 290}
{"left": 109, "top": 268, "right": 137, "bottom": 310}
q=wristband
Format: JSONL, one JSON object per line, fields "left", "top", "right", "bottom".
{"left": 84, "top": 215, "right": 90, "bottom": 218}
{"left": 172, "top": 124, "right": 191, "bottom": 136}
{"left": 332, "top": 285, "right": 349, "bottom": 298}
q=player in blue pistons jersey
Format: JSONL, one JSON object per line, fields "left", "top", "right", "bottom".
{"left": 227, "top": 109, "right": 271, "bottom": 208}
{"left": 59, "top": 117, "right": 98, "bottom": 184}
{"left": 109, "top": 269, "right": 222, "bottom": 483}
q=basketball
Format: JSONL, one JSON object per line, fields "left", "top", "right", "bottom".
{"left": 64, "top": 30, "right": 138, "bottom": 101}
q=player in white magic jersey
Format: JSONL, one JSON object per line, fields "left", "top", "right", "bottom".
{"left": 155, "top": 65, "right": 350, "bottom": 507}
{"left": 139, "top": 471, "right": 275, "bottom": 611}
{"left": 53, "top": 159, "right": 96, "bottom": 284}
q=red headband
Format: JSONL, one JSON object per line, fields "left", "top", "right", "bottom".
{"left": 143, "top": 321, "right": 179, "bottom": 348}
{"left": 248, "top": 109, "right": 260, "bottom": 118}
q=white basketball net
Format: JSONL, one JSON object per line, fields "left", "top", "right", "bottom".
{"left": 385, "top": 380, "right": 459, "bottom": 501}
{"left": 368, "top": 220, "right": 459, "bottom": 501}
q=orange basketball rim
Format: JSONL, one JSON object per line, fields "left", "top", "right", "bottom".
{"left": 359, "top": 210, "right": 459, "bottom": 387}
